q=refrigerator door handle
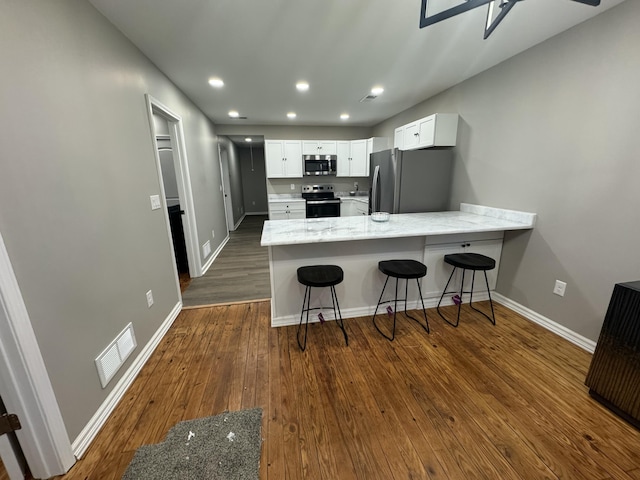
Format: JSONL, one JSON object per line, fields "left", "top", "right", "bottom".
{"left": 371, "top": 165, "right": 380, "bottom": 213}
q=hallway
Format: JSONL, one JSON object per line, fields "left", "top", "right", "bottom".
{"left": 180, "top": 215, "right": 269, "bottom": 307}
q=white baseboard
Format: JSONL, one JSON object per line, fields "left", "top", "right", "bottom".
{"left": 71, "top": 301, "right": 183, "bottom": 458}
{"left": 234, "top": 214, "right": 246, "bottom": 230}
{"left": 200, "top": 236, "right": 229, "bottom": 276}
{"left": 493, "top": 293, "right": 596, "bottom": 353}
{"left": 271, "top": 292, "right": 596, "bottom": 355}
{"left": 269, "top": 293, "right": 484, "bottom": 327}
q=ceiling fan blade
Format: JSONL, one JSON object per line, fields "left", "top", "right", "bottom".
{"left": 571, "top": 0, "right": 601, "bottom": 5}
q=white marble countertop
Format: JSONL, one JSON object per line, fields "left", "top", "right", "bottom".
{"left": 260, "top": 203, "right": 536, "bottom": 246}
{"left": 267, "top": 194, "right": 304, "bottom": 203}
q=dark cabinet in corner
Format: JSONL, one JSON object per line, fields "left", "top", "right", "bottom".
{"left": 585, "top": 281, "right": 640, "bottom": 428}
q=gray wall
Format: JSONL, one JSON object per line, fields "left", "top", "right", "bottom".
{"left": 238, "top": 147, "right": 268, "bottom": 214}
{"left": 268, "top": 178, "right": 370, "bottom": 195}
{"left": 373, "top": 0, "right": 639, "bottom": 341}
{"left": 0, "top": 0, "right": 226, "bottom": 440}
{"left": 216, "top": 124, "right": 372, "bottom": 140}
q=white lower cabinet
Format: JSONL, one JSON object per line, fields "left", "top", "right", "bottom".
{"left": 354, "top": 200, "right": 368, "bottom": 216}
{"left": 422, "top": 232, "right": 503, "bottom": 299}
{"left": 340, "top": 198, "right": 369, "bottom": 216}
{"left": 268, "top": 200, "right": 305, "bottom": 220}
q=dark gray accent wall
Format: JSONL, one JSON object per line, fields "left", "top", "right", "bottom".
{"left": 373, "top": 0, "right": 639, "bottom": 342}
{"left": 0, "top": 0, "right": 226, "bottom": 440}
{"left": 239, "top": 147, "right": 268, "bottom": 214}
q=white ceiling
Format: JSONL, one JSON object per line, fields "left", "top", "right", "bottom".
{"left": 88, "top": 0, "right": 624, "bottom": 127}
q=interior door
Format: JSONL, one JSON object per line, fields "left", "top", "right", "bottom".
{"left": 0, "top": 396, "right": 28, "bottom": 480}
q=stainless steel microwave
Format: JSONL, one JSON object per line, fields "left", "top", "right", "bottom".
{"left": 303, "top": 154, "right": 337, "bottom": 176}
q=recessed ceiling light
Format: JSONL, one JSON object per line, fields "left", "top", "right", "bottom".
{"left": 340, "top": 113, "right": 350, "bottom": 120}
{"left": 287, "top": 112, "right": 297, "bottom": 119}
{"left": 208, "top": 77, "right": 224, "bottom": 88}
{"left": 371, "top": 86, "right": 384, "bottom": 95}
{"left": 245, "top": 137, "right": 252, "bottom": 142}
{"left": 228, "top": 110, "right": 239, "bottom": 118}
{"left": 296, "top": 81, "right": 309, "bottom": 92}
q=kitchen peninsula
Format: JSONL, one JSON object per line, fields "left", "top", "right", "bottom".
{"left": 261, "top": 203, "right": 536, "bottom": 327}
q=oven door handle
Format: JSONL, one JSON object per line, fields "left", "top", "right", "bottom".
{"left": 306, "top": 200, "right": 341, "bottom": 205}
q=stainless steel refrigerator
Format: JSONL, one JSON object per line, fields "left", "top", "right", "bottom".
{"left": 369, "top": 148, "right": 453, "bottom": 214}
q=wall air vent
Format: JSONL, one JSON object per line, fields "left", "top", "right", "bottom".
{"left": 359, "top": 94, "right": 378, "bottom": 103}
{"left": 95, "top": 323, "right": 137, "bottom": 388}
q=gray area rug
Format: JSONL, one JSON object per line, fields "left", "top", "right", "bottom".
{"left": 122, "top": 408, "right": 262, "bottom": 480}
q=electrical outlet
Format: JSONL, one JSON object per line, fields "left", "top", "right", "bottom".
{"left": 212, "top": 229, "right": 215, "bottom": 239}
{"left": 553, "top": 280, "right": 567, "bottom": 297}
{"left": 354, "top": 181, "right": 359, "bottom": 189}
{"left": 290, "top": 183, "right": 295, "bottom": 190}
{"left": 149, "top": 195, "right": 161, "bottom": 210}
{"left": 146, "top": 290, "right": 154, "bottom": 307}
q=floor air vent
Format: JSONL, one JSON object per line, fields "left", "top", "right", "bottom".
{"left": 95, "top": 323, "right": 137, "bottom": 388}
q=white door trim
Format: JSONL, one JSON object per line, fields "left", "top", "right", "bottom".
{"left": 145, "top": 94, "right": 203, "bottom": 278}
{"left": 0, "top": 230, "right": 75, "bottom": 478}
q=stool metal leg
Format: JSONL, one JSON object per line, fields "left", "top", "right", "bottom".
{"left": 437, "top": 267, "right": 461, "bottom": 327}
{"left": 401, "top": 278, "right": 429, "bottom": 333}
{"left": 372, "top": 275, "right": 395, "bottom": 341}
{"left": 374, "top": 275, "right": 429, "bottom": 340}
{"left": 297, "top": 285, "right": 312, "bottom": 351}
{"left": 298, "top": 284, "right": 349, "bottom": 351}
{"left": 330, "top": 285, "right": 349, "bottom": 346}
{"left": 468, "top": 271, "right": 496, "bottom": 325}
{"left": 438, "top": 267, "right": 497, "bottom": 327}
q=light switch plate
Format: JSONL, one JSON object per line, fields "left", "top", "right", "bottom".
{"left": 146, "top": 290, "right": 154, "bottom": 307}
{"left": 553, "top": 280, "right": 567, "bottom": 297}
{"left": 150, "top": 195, "right": 161, "bottom": 210}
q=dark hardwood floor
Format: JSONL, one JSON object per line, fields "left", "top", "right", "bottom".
{"left": 55, "top": 301, "right": 640, "bottom": 479}
{"left": 181, "top": 215, "right": 269, "bottom": 307}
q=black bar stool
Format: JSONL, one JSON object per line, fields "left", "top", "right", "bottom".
{"left": 372, "top": 260, "right": 430, "bottom": 341}
{"left": 436, "top": 253, "right": 496, "bottom": 327}
{"left": 297, "top": 265, "right": 348, "bottom": 351}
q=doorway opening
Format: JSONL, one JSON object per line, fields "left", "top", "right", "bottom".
{"left": 145, "top": 95, "right": 201, "bottom": 293}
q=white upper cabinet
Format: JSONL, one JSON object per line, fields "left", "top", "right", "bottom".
{"left": 336, "top": 141, "right": 351, "bottom": 176}
{"left": 394, "top": 127, "right": 404, "bottom": 150}
{"left": 302, "top": 140, "right": 337, "bottom": 155}
{"left": 394, "top": 113, "right": 459, "bottom": 150}
{"left": 337, "top": 139, "right": 368, "bottom": 177}
{"left": 265, "top": 140, "right": 303, "bottom": 178}
{"left": 336, "top": 137, "right": 386, "bottom": 177}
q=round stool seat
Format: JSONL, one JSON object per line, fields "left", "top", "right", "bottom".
{"left": 378, "top": 259, "right": 427, "bottom": 279}
{"left": 297, "top": 265, "right": 343, "bottom": 288}
{"left": 444, "top": 253, "right": 495, "bottom": 271}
